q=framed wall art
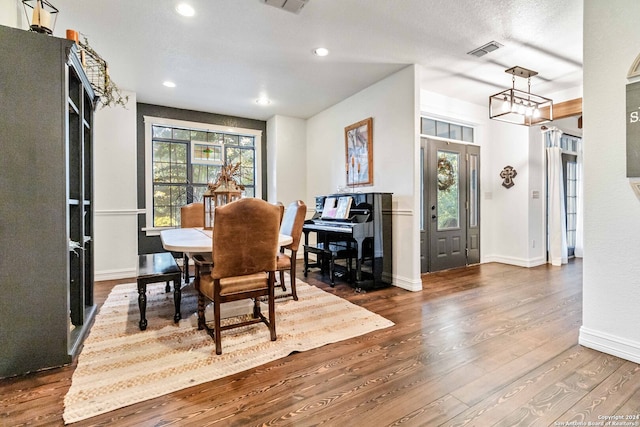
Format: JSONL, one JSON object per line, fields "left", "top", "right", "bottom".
{"left": 345, "top": 117, "right": 373, "bottom": 186}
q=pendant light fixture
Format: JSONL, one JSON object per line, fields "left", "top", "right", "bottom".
{"left": 22, "top": 0, "right": 58, "bottom": 34}
{"left": 489, "top": 66, "right": 553, "bottom": 126}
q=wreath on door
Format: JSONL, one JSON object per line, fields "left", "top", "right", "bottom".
{"left": 437, "top": 157, "right": 455, "bottom": 191}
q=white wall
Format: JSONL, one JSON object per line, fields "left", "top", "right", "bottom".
{"left": 306, "top": 65, "right": 421, "bottom": 291}
{"left": 266, "top": 115, "right": 307, "bottom": 206}
{"left": 580, "top": 0, "right": 640, "bottom": 363}
{"left": 93, "top": 93, "right": 139, "bottom": 280}
{"left": 0, "top": 0, "right": 24, "bottom": 28}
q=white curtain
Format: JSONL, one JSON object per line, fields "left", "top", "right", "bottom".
{"left": 545, "top": 128, "right": 568, "bottom": 266}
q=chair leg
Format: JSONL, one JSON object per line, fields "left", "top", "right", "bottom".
{"left": 290, "top": 250, "right": 298, "bottom": 300}
{"left": 268, "top": 273, "right": 277, "bottom": 341}
{"left": 197, "top": 293, "right": 206, "bottom": 330}
{"left": 183, "top": 254, "right": 189, "bottom": 283}
{"left": 214, "top": 298, "right": 222, "bottom": 355}
{"left": 279, "top": 270, "right": 286, "bottom": 291}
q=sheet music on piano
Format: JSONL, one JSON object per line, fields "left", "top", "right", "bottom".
{"left": 321, "top": 197, "right": 337, "bottom": 219}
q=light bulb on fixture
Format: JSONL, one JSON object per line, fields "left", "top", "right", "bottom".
{"left": 501, "top": 96, "right": 510, "bottom": 113}
{"left": 518, "top": 101, "right": 526, "bottom": 115}
{"left": 525, "top": 104, "right": 534, "bottom": 117}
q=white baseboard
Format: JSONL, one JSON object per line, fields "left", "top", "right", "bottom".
{"left": 482, "top": 254, "right": 546, "bottom": 268}
{"left": 95, "top": 268, "right": 136, "bottom": 282}
{"left": 579, "top": 326, "right": 640, "bottom": 364}
{"left": 391, "top": 274, "right": 422, "bottom": 292}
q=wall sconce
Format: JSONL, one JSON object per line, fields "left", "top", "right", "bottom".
{"left": 22, "top": 0, "right": 58, "bottom": 35}
{"left": 489, "top": 66, "right": 553, "bottom": 126}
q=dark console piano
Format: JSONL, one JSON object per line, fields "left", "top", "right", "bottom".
{"left": 303, "top": 192, "right": 392, "bottom": 290}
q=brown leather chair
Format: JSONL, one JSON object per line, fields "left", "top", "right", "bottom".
{"left": 276, "top": 200, "right": 307, "bottom": 300}
{"left": 196, "top": 198, "right": 280, "bottom": 355}
{"left": 274, "top": 201, "right": 285, "bottom": 225}
{"left": 180, "top": 202, "right": 204, "bottom": 282}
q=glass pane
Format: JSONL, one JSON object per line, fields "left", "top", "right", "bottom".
{"left": 191, "top": 130, "right": 208, "bottom": 141}
{"left": 192, "top": 164, "right": 208, "bottom": 184}
{"left": 469, "top": 154, "right": 478, "bottom": 228}
{"left": 437, "top": 151, "right": 459, "bottom": 230}
{"left": 436, "top": 121, "right": 449, "bottom": 138}
{"left": 208, "top": 132, "right": 224, "bottom": 144}
{"left": 462, "top": 126, "right": 474, "bottom": 142}
{"left": 154, "top": 184, "right": 184, "bottom": 227}
{"left": 153, "top": 141, "right": 171, "bottom": 162}
{"left": 241, "top": 167, "right": 254, "bottom": 186}
{"left": 171, "top": 163, "right": 187, "bottom": 182}
{"left": 226, "top": 147, "right": 241, "bottom": 164}
{"left": 152, "top": 126, "right": 172, "bottom": 138}
{"left": 449, "top": 124, "right": 462, "bottom": 140}
{"left": 240, "top": 136, "right": 255, "bottom": 147}
{"left": 421, "top": 118, "right": 436, "bottom": 136}
{"left": 173, "top": 128, "right": 190, "bottom": 140}
{"left": 224, "top": 134, "right": 239, "bottom": 145}
{"left": 172, "top": 143, "right": 187, "bottom": 163}
{"left": 153, "top": 161, "right": 171, "bottom": 182}
{"left": 208, "top": 165, "right": 222, "bottom": 183}
{"left": 420, "top": 146, "right": 424, "bottom": 231}
{"left": 192, "top": 185, "right": 206, "bottom": 202}
{"left": 244, "top": 187, "right": 255, "bottom": 198}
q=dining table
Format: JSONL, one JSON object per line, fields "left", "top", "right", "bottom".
{"left": 160, "top": 227, "right": 293, "bottom": 253}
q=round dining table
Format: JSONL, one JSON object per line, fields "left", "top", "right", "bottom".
{"left": 160, "top": 227, "right": 293, "bottom": 253}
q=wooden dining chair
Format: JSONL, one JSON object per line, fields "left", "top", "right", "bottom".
{"left": 276, "top": 200, "right": 307, "bottom": 300}
{"left": 180, "top": 202, "right": 204, "bottom": 282}
{"left": 196, "top": 198, "right": 281, "bottom": 355}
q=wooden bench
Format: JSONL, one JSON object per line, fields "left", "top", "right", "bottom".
{"left": 136, "top": 253, "right": 183, "bottom": 330}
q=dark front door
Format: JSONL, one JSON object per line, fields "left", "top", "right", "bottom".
{"left": 421, "top": 138, "right": 480, "bottom": 272}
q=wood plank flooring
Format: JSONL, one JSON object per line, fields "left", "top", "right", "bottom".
{"left": 2, "top": 259, "right": 640, "bottom": 426}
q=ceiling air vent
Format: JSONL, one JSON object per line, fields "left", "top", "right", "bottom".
{"left": 263, "top": 0, "right": 309, "bottom": 14}
{"left": 467, "top": 41, "right": 503, "bottom": 58}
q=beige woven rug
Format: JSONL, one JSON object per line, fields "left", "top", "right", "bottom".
{"left": 63, "top": 277, "right": 393, "bottom": 424}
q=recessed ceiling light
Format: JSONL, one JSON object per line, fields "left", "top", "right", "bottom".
{"left": 175, "top": 3, "right": 195, "bottom": 17}
{"left": 313, "top": 47, "right": 329, "bottom": 57}
{"left": 163, "top": 81, "right": 176, "bottom": 88}
{"left": 256, "top": 97, "right": 271, "bottom": 106}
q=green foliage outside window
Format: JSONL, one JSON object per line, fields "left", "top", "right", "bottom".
{"left": 437, "top": 152, "right": 460, "bottom": 230}
{"left": 151, "top": 125, "right": 256, "bottom": 227}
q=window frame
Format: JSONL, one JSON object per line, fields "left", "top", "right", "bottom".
{"left": 143, "top": 116, "right": 262, "bottom": 235}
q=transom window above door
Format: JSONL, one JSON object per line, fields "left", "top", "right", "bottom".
{"left": 421, "top": 117, "right": 475, "bottom": 143}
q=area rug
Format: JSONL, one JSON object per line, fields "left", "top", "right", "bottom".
{"left": 63, "top": 277, "right": 394, "bottom": 424}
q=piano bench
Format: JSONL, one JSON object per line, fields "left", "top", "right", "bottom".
{"left": 303, "top": 243, "right": 356, "bottom": 286}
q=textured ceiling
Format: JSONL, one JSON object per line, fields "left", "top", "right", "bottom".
{"left": 49, "top": 0, "right": 582, "bottom": 120}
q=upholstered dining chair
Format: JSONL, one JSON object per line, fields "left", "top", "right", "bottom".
{"left": 273, "top": 201, "right": 285, "bottom": 225}
{"left": 196, "top": 198, "right": 281, "bottom": 355}
{"left": 276, "top": 200, "right": 307, "bottom": 300}
{"left": 180, "top": 202, "right": 205, "bottom": 283}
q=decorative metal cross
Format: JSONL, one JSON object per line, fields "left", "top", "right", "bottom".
{"left": 500, "top": 166, "right": 517, "bottom": 189}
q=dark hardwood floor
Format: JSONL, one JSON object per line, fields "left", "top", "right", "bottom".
{"left": 2, "top": 259, "right": 640, "bottom": 426}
